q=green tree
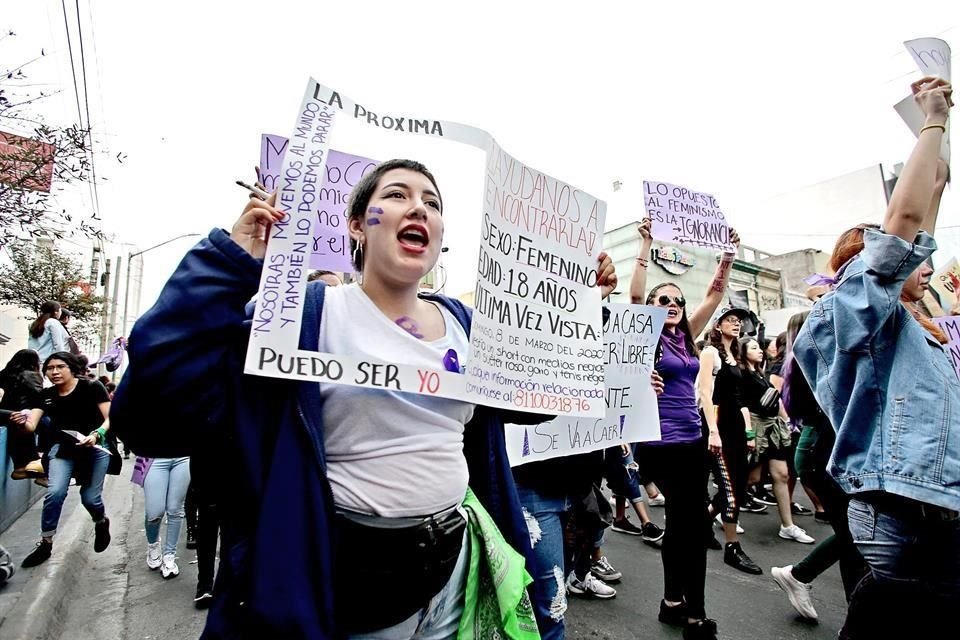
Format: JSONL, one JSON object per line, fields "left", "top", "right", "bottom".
{"left": 0, "top": 242, "right": 101, "bottom": 321}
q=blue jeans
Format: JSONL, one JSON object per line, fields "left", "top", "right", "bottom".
{"left": 515, "top": 484, "right": 570, "bottom": 640}
{"left": 603, "top": 445, "right": 643, "bottom": 503}
{"left": 143, "top": 457, "right": 191, "bottom": 556}
{"left": 843, "top": 496, "right": 960, "bottom": 638}
{"left": 42, "top": 444, "right": 110, "bottom": 537}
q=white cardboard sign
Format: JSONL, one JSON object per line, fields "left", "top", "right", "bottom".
{"left": 243, "top": 78, "right": 606, "bottom": 418}
{"left": 894, "top": 37, "right": 952, "bottom": 163}
{"left": 643, "top": 180, "right": 735, "bottom": 252}
{"left": 507, "top": 304, "right": 666, "bottom": 466}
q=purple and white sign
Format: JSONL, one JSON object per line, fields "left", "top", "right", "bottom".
{"left": 644, "top": 180, "right": 735, "bottom": 252}
{"left": 260, "top": 135, "right": 377, "bottom": 272}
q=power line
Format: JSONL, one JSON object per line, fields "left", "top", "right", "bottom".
{"left": 74, "top": 0, "right": 101, "bottom": 219}
{"left": 58, "top": 0, "right": 84, "bottom": 128}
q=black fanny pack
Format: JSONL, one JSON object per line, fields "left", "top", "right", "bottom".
{"left": 333, "top": 506, "right": 467, "bottom": 634}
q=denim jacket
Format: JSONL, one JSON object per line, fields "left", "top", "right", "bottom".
{"left": 794, "top": 229, "right": 960, "bottom": 512}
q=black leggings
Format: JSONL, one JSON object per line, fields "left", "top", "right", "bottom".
{"left": 711, "top": 440, "right": 748, "bottom": 524}
{"left": 186, "top": 455, "right": 220, "bottom": 589}
{"left": 636, "top": 439, "right": 710, "bottom": 619}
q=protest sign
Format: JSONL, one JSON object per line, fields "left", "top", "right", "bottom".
{"left": 244, "top": 79, "right": 607, "bottom": 417}
{"left": 643, "top": 180, "right": 735, "bottom": 252}
{"left": 507, "top": 304, "right": 666, "bottom": 466}
{"left": 0, "top": 130, "right": 55, "bottom": 192}
{"left": 905, "top": 37, "right": 952, "bottom": 81}
{"left": 931, "top": 257, "right": 960, "bottom": 311}
{"left": 260, "top": 135, "right": 377, "bottom": 272}
{"left": 467, "top": 142, "right": 606, "bottom": 416}
{"left": 933, "top": 316, "right": 960, "bottom": 381}
{"left": 894, "top": 38, "right": 951, "bottom": 163}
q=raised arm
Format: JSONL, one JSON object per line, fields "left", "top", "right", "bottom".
{"left": 688, "top": 229, "right": 740, "bottom": 337}
{"left": 884, "top": 77, "right": 952, "bottom": 242}
{"left": 630, "top": 219, "right": 653, "bottom": 303}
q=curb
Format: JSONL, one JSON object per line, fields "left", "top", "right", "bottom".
{"left": 0, "top": 476, "right": 127, "bottom": 640}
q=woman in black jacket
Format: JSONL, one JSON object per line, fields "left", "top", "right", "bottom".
{"left": 0, "top": 349, "right": 45, "bottom": 480}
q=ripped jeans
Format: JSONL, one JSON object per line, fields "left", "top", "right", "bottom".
{"left": 515, "top": 484, "right": 571, "bottom": 640}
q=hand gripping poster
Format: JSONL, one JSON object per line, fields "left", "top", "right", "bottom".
{"left": 243, "top": 78, "right": 606, "bottom": 418}
{"left": 506, "top": 304, "right": 667, "bottom": 465}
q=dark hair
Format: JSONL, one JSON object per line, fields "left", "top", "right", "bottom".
{"left": 708, "top": 312, "right": 742, "bottom": 364}
{"left": 307, "top": 270, "right": 338, "bottom": 282}
{"left": 105, "top": 382, "right": 116, "bottom": 393}
{"left": 646, "top": 282, "right": 699, "bottom": 357}
{"left": 346, "top": 159, "right": 442, "bottom": 271}
{"left": 98, "top": 375, "right": 111, "bottom": 386}
{"left": 737, "top": 336, "right": 762, "bottom": 371}
{"left": 0, "top": 349, "right": 41, "bottom": 378}
{"left": 43, "top": 351, "right": 85, "bottom": 376}
{"left": 59, "top": 308, "right": 72, "bottom": 323}
{"left": 29, "top": 301, "right": 61, "bottom": 339}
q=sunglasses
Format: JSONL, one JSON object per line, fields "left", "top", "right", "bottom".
{"left": 656, "top": 295, "right": 686, "bottom": 308}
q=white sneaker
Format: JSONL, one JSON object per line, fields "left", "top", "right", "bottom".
{"left": 771, "top": 565, "right": 818, "bottom": 619}
{"left": 161, "top": 553, "right": 180, "bottom": 579}
{"left": 715, "top": 514, "right": 745, "bottom": 534}
{"left": 779, "top": 524, "right": 815, "bottom": 544}
{"left": 566, "top": 571, "right": 616, "bottom": 599}
{"left": 146, "top": 541, "right": 162, "bottom": 570}
{"left": 647, "top": 492, "right": 665, "bottom": 507}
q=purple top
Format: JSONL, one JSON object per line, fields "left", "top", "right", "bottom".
{"left": 650, "top": 328, "right": 703, "bottom": 444}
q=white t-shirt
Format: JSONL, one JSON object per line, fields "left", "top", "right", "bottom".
{"left": 318, "top": 284, "right": 474, "bottom": 517}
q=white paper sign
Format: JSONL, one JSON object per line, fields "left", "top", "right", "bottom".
{"left": 643, "top": 180, "right": 735, "bottom": 252}
{"left": 467, "top": 142, "right": 607, "bottom": 417}
{"left": 905, "top": 37, "right": 952, "bottom": 81}
{"left": 894, "top": 38, "right": 952, "bottom": 163}
{"left": 243, "top": 78, "right": 607, "bottom": 417}
{"left": 507, "top": 304, "right": 666, "bottom": 466}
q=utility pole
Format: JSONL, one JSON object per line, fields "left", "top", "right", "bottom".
{"left": 99, "top": 257, "right": 111, "bottom": 367}
{"left": 108, "top": 255, "right": 122, "bottom": 379}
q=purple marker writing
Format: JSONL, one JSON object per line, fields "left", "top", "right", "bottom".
{"left": 395, "top": 316, "right": 424, "bottom": 339}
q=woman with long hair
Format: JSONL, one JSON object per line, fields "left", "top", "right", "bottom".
{"left": 794, "top": 76, "right": 957, "bottom": 639}
{"left": 738, "top": 336, "right": 814, "bottom": 545}
{"left": 112, "top": 158, "right": 617, "bottom": 639}
{"left": 630, "top": 217, "right": 740, "bottom": 640}
{"left": 0, "top": 349, "right": 45, "bottom": 480}
{"left": 27, "top": 301, "right": 70, "bottom": 362}
{"left": 770, "top": 311, "right": 867, "bottom": 622}
{"left": 699, "top": 308, "right": 763, "bottom": 575}
{"left": 12, "top": 352, "right": 117, "bottom": 568}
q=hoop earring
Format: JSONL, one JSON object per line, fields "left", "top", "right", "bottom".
{"left": 352, "top": 242, "right": 364, "bottom": 269}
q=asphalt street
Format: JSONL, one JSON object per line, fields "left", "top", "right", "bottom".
{"left": 3, "top": 471, "right": 846, "bottom": 640}
{"left": 565, "top": 503, "right": 848, "bottom": 640}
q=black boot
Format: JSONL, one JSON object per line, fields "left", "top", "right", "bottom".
{"left": 21, "top": 540, "right": 53, "bottom": 568}
{"left": 723, "top": 541, "right": 762, "bottom": 575}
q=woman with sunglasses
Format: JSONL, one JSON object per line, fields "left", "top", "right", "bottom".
{"left": 629, "top": 218, "right": 740, "bottom": 640}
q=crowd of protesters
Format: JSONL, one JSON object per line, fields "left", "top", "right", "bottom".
{"left": 0, "top": 76, "right": 956, "bottom": 640}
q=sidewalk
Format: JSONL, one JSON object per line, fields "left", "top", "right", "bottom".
{"left": 0, "top": 461, "right": 206, "bottom": 639}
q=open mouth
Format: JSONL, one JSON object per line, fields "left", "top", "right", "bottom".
{"left": 666, "top": 308, "right": 679, "bottom": 319}
{"left": 397, "top": 224, "right": 429, "bottom": 254}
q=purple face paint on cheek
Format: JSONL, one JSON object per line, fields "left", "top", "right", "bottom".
{"left": 395, "top": 316, "right": 424, "bottom": 340}
{"left": 367, "top": 207, "right": 384, "bottom": 215}
{"left": 366, "top": 218, "right": 381, "bottom": 225}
